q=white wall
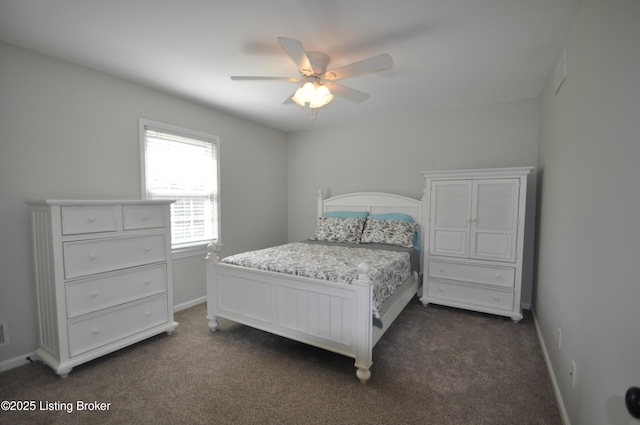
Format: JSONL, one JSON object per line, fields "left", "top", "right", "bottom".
{"left": 0, "top": 42, "right": 288, "bottom": 368}
{"left": 536, "top": 0, "right": 640, "bottom": 423}
{"left": 287, "top": 99, "right": 540, "bottom": 305}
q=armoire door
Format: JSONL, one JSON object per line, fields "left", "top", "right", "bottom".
{"left": 429, "top": 180, "right": 472, "bottom": 258}
{"left": 470, "top": 178, "right": 520, "bottom": 262}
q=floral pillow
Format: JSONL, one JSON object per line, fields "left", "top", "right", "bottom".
{"left": 310, "top": 217, "right": 366, "bottom": 243}
{"left": 361, "top": 218, "right": 418, "bottom": 248}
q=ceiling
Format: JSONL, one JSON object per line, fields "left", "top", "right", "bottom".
{"left": 0, "top": 0, "right": 580, "bottom": 132}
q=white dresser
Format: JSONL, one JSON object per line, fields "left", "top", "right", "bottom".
{"left": 27, "top": 200, "right": 178, "bottom": 376}
{"left": 420, "top": 168, "right": 533, "bottom": 322}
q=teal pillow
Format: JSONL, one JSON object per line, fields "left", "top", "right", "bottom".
{"left": 323, "top": 211, "right": 369, "bottom": 219}
{"left": 369, "top": 213, "right": 414, "bottom": 222}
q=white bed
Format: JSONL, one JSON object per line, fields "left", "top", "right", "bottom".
{"left": 205, "top": 191, "right": 423, "bottom": 383}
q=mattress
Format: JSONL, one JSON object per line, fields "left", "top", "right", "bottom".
{"left": 220, "top": 241, "right": 415, "bottom": 318}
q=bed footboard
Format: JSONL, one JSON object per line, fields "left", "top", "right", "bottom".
{"left": 206, "top": 243, "right": 374, "bottom": 383}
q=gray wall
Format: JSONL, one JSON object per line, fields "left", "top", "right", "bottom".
{"left": 0, "top": 42, "right": 288, "bottom": 367}
{"left": 536, "top": 0, "right": 640, "bottom": 423}
{"left": 286, "top": 98, "right": 540, "bottom": 306}
{"left": 5, "top": 2, "right": 638, "bottom": 420}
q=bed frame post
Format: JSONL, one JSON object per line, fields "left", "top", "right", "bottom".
{"left": 354, "top": 263, "right": 373, "bottom": 384}
{"left": 205, "top": 242, "right": 220, "bottom": 332}
{"left": 316, "top": 189, "right": 324, "bottom": 218}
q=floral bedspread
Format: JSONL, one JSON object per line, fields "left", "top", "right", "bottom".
{"left": 220, "top": 242, "right": 412, "bottom": 318}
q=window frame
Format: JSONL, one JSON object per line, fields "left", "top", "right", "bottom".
{"left": 139, "top": 118, "right": 221, "bottom": 255}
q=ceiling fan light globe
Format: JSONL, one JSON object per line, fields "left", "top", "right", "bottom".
{"left": 310, "top": 85, "right": 334, "bottom": 108}
{"left": 291, "top": 82, "right": 317, "bottom": 106}
{"left": 300, "top": 82, "right": 316, "bottom": 100}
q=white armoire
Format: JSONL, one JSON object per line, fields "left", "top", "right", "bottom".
{"left": 420, "top": 167, "right": 533, "bottom": 322}
{"left": 27, "top": 200, "right": 178, "bottom": 376}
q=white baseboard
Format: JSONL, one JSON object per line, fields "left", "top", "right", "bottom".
{"left": 173, "top": 296, "right": 206, "bottom": 312}
{"left": 532, "top": 309, "right": 571, "bottom": 425}
{"left": 0, "top": 351, "right": 37, "bottom": 373}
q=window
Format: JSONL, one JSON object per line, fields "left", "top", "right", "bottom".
{"left": 139, "top": 119, "right": 220, "bottom": 249}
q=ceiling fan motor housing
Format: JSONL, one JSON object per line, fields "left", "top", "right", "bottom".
{"left": 304, "top": 51, "right": 330, "bottom": 76}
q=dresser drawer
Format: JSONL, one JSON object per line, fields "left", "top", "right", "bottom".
{"left": 63, "top": 234, "right": 168, "bottom": 279}
{"left": 61, "top": 205, "right": 119, "bottom": 235}
{"left": 123, "top": 205, "right": 167, "bottom": 230}
{"left": 427, "top": 279, "right": 514, "bottom": 311}
{"left": 65, "top": 264, "right": 168, "bottom": 318}
{"left": 428, "top": 260, "right": 515, "bottom": 288}
{"left": 67, "top": 295, "right": 169, "bottom": 357}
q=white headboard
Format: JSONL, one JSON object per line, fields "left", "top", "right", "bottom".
{"left": 317, "top": 190, "right": 424, "bottom": 230}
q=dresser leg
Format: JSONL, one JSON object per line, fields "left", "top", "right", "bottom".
{"left": 58, "top": 367, "right": 72, "bottom": 378}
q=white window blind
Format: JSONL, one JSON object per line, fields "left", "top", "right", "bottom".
{"left": 141, "top": 121, "right": 219, "bottom": 247}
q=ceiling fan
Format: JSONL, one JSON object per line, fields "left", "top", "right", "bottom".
{"left": 231, "top": 37, "right": 393, "bottom": 110}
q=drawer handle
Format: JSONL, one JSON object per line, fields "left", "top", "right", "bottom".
{"left": 438, "top": 286, "right": 445, "bottom": 293}
{"left": 87, "top": 215, "right": 95, "bottom": 223}
{"left": 90, "top": 290, "right": 98, "bottom": 298}
{"left": 145, "top": 311, "right": 152, "bottom": 317}
{"left": 142, "top": 213, "right": 150, "bottom": 220}
{"left": 495, "top": 273, "right": 502, "bottom": 279}
{"left": 439, "top": 267, "right": 445, "bottom": 273}
{"left": 143, "top": 278, "right": 151, "bottom": 285}
{"left": 92, "top": 327, "right": 100, "bottom": 335}
{"left": 144, "top": 246, "right": 151, "bottom": 253}
{"left": 493, "top": 295, "right": 501, "bottom": 301}
{"left": 89, "top": 253, "right": 97, "bottom": 260}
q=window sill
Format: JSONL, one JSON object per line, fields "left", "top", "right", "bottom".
{"left": 172, "top": 243, "right": 209, "bottom": 259}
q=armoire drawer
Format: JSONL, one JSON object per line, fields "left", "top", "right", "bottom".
{"left": 427, "top": 279, "right": 515, "bottom": 311}
{"left": 428, "top": 260, "right": 515, "bottom": 288}
{"left": 65, "top": 264, "right": 168, "bottom": 318}
{"left": 123, "top": 205, "right": 167, "bottom": 230}
{"left": 61, "top": 205, "right": 119, "bottom": 235}
{"left": 63, "top": 234, "right": 168, "bottom": 279}
{"left": 67, "top": 295, "right": 169, "bottom": 357}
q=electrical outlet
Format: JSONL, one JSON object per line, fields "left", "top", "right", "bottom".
{"left": 569, "top": 360, "right": 577, "bottom": 388}
{"left": 0, "top": 319, "right": 9, "bottom": 347}
{"left": 557, "top": 328, "right": 562, "bottom": 351}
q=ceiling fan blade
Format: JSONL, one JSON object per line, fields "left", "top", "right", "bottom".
{"left": 324, "top": 82, "right": 370, "bottom": 103}
{"left": 325, "top": 53, "right": 393, "bottom": 81}
{"left": 283, "top": 93, "right": 296, "bottom": 104}
{"left": 277, "top": 37, "right": 313, "bottom": 75}
{"left": 231, "top": 76, "right": 300, "bottom": 82}
{"left": 282, "top": 85, "right": 302, "bottom": 104}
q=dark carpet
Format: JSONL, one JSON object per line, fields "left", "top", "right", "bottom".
{"left": 0, "top": 300, "right": 561, "bottom": 425}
